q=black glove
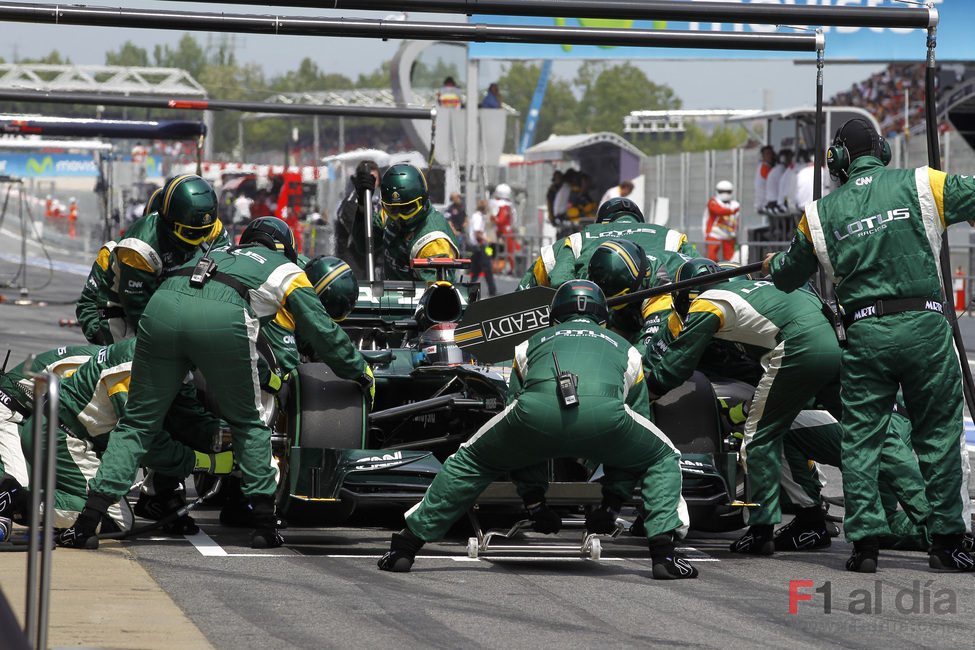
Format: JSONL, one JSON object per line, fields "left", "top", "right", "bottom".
{"left": 56, "top": 492, "right": 113, "bottom": 549}
{"left": 523, "top": 491, "right": 561, "bottom": 534}
{"left": 352, "top": 170, "right": 377, "bottom": 202}
{"left": 378, "top": 528, "right": 424, "bottom": 572}
{"left": 585, "top": 495, "right": 623, "bottom": 534}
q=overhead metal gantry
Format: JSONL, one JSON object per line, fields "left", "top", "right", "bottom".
{"left": 170, "top": 0, "right": 935, "bottom": 29}
{"left": 0, "top": 63, "right": 206, "bottom": 96}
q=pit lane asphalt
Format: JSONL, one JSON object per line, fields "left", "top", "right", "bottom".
{"left": 3, "top": 232, "right": 975, "bottom": 649}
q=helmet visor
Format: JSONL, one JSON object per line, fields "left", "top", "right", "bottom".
{"left": 173, "top": 219, "right": 220, "bottom": 246}
{"left": 382, "top": 197, "right": 424, "bottom": 220}
{"left": 608, "top": 287, "right": 631, "bottom": 311}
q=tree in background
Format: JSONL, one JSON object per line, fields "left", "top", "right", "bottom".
{"left": 497, "top": 61, "right": 580, "bottom": 151}
{"left": 575, "top": 62, "right": 681, "bottom": 133}
{"left": 105, "top": 42, "right": 149, "bottom": 68}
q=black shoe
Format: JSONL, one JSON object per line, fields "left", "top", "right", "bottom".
{"left": 378, "top": 529, "right": 424, "bottom": 573}
{"left": 961, "top": 532, "right": 974, "bottom": 553}
{"left": 0, "top": 476, "right": 29, "bottom": 524}
{"left": 651, "top": 554, "right": 699, "bottom": 580}
{"left": 134, "top": 491, "right": 198, "bottom": 535}
{"left": 730, "top": 526, "right": 774, "bottom": 555}
{"left": 250, "top": 528, "right": 284, "bottom": 549}
{"left": 773, "top": 518, "right": 831, "bottom": 551}
{"left": 929, "top": 534, "right": 975, "bottom": 572}
{"left": 377, "top": 550, "right": 415, "bottom": 572}
{"left": 846, "top": 538, "right": 879, "bottom": 573}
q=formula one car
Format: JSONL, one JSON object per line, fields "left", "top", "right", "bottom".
{"left": 274, "top": 260, "right": 509, "bottom": 523}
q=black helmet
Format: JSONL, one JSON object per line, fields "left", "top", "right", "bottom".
{"left": 673, "top": 257, "right": 723, "bottom": 319}
{"left": 550, "top": 279, "right": 609, "bottom": 326}
{"left": 826, "top": 117, "right": 891, "bottom": 184}
{"left": 304, "top": 256, "right": 359, "bottom": 321}
{"left": 159, "top": 174, "right": 220, "bottom": 246}
{"left": 587, "top": 239, "right": 649, "bottom": 305}
{"left": 239, "top": 216, "right": 298, "bottom": 263}
{"left": 380, "top": 163, "right": 429, "bottom": 225}
{"left": 596, "top": 197, "right": 644, "bottom": 224}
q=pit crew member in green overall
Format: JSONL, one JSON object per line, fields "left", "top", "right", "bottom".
{"left": 59, "top": 218, "right": 373, "bottom": 550}
{"left": 379, "top": 281, "right": 697, "bottom": 580}
{"left": 217, "top": 255, "right": 361, "bottom": 528}
{"left": 80, "top": 175, "right": 229, "bottom": 343}
{"left": 645, "top": 259, "right": 842, "bottom": 556}
{"left": 518, "top": 198, "right": 698, "bottom": 290}
{"left": 6, "top": 339, "right": 231, "bottom": 540}
{"left": 0, "top": 344, "right": 100, "bottom": 523}
{"left": 75, "top": 187, "right": 164, "bottom": 345}
{"left": 763, "top": 117, "right": 975, "bottom": 573}
{"left": 351, "top": 163, "right": 459, "bottom": 283}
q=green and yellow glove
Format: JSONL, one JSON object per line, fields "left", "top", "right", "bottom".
{"left": 194, "top": 450, "right": 237, "bottom": 475}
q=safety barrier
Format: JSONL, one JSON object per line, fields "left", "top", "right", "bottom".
{"left": 24, "top": 369, "right": 59, "bottom": 650}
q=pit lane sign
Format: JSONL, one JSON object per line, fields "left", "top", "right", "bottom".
{"left": 456, "top": 287, "right": 555, "bottom": 363}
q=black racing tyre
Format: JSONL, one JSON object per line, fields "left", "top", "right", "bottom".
{"left": 653, "top": 371, "right": 722, "bottom": 454}
{"left": 277, "top": 363, "right": 367, "bottom": 524}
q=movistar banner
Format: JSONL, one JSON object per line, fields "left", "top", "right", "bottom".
{"left": 0, "top": 153, "right": 161, "bottom": 177}
{"left": 469, "top": 0, "right": 965, "bottom": 61}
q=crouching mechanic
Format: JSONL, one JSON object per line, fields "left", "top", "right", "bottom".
{"left": 0, "top": 344, "right": 101, "bottom": 523}
{"left": 644, "top": 259, "right": 842, "bottom": 556}
{"left": 352, "top": 163, "right": 459, "bottom": 283}
{"left": 59, "top": 217, "right": 374, "bottom": 549}
{"left": 7, "top": 339, "right": 233, "bottom": 541}
{"left": 378, "top": 281, "right": 696, "bottom": 579}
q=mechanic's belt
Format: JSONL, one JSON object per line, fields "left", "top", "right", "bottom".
{"left": 96, "top": 305, "right": 125, "bottom": 320}
{"left": 168, "top": 267, "right": 250, "bottom": 304}
{"left": 842, "top": 297, "right": 945, "bottom": 329}
{"left": 521, "top": 379, "right": 620, "bottom": 400}
{"left": 0, "top": 387, "right": 31, "bottom": 419}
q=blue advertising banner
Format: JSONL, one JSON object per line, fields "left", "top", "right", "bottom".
{"left": 0, "top": 153, "right": 161, "bottom": 177}
{"left": 469, "top": 0, "right": 967, "bottom": 61}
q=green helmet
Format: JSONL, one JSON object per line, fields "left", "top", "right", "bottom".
{"left": 159, "top": 174, "right": 220, "bottom": 247}
{"left": 595, "top": 197, "right": 644, "bottom": 224}
{"left": 144, "top": 186, "right": 163, "bottom": 217}
{"left": 673, "top": 257, "right": 724, "bottom": 319}
{"left": 304, "top": 256, "right": 359, "bottom": 321}
{"left": 239, "top": 216, "right": 298, "bottom": 263}
{"left": 550, "top": 279, "right": 609, "bottom": 326}
{"left": 380, "top": 163, "right": 429, "bottom": 225}
{"left": 587, "top": 239, "right": 650, "bottom": 302}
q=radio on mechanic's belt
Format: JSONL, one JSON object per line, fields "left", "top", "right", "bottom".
{"left": 552, "top": 351, "right": 579, "bottom": 409}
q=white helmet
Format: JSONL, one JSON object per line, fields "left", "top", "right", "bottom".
{"left": 715, "top": 180, "right": 733, "bottom": 195}
{"left": 494, "top": 183, "right": 512, "bottom": 201}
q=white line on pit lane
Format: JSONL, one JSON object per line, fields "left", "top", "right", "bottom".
{"left": 183, "top": 531, "right": 719, "bottom": 562}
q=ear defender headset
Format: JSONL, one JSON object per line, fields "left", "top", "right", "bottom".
{"left": 826, "top": 117, "right": 891, "bottom": 184}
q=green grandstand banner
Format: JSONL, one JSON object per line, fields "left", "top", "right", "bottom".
{"left": 469, "top": 0, "right": 963, "bottom": 60}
